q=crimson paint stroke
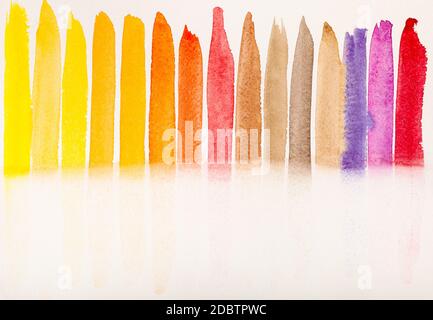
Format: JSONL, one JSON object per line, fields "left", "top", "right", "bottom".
{"left": 395, "top": 18, "right": 427, "bottom": 167}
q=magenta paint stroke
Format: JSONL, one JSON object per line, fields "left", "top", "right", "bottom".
{"left": 368, "top": 21, "right": 394, "bottom": 167}
{"left": 342, "top": 28, "right": 368, "bottom": 171}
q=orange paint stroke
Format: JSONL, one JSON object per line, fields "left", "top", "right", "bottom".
{"left": 120, "top": 15, "right": 146, "bottom": 167}
{"left": 89, "top": 12, "right": 116, "bottom": 168}
{"left": 149, "top": 13, "right": 176, "bottom": 166}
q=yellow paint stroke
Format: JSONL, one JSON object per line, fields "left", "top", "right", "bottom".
{"left": 315, "top": 23, "right": 346, "bottom": 167}
{"left": 32, "top": 0, "right": 61, "bottom": 170}
{"left": 149, "top": 13, "right": 175, "bottom": 165}
{"left": 4, "top": 4, "right": 32, "bottom": 176}
{"left": 89, "top": 12, "right": 116, "bottom": 168}
{"left": 120, "top": 15, "right": 146, "bottom": 167}
{"left": 62, "top": 13, "right": 88, "bottom": 169}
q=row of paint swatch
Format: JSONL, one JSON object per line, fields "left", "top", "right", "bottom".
{"left": 3, "top": 1, "right": 428, "bottom": 176}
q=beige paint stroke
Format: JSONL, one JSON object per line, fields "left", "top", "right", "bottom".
{"left": 289, "top": 17, "right": 314, "bottom": 169}
{"left": 315, "top": 23, "right": 345, "bottom": 167}
{"left": 264, "top": 20, "right": 288, "bottom": 163}
{"left": 235, "top": 12, "right": 262, "bottom": 165}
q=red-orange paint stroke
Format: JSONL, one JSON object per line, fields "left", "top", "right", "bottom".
{"left": 178, "top": 26, "right": 203, "bottom": 165}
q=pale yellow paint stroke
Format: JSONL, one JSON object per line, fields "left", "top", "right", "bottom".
{"left": 62, "top": 13, "right": 88, "bottom": 169}
{"left": 315, "top": 23, "right": 346, "bottom": 167}
{"left": 4, "top": 4, "right": 32, "bottom": 176}
{"left": 32, "top": 0, "right": 61, "bottom": 170}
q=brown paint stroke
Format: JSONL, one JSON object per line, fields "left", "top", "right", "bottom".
{"left": 235, "top": 12, "right": 262, "bottom": 165}
{"left": 289, "top": 17, "right": 314, "bottom": 170}
{"left": 264, "top": 20, "right": 288, "bottom": 163}
{"left": 315, "top": 22, "right": 346, "bottom": 167}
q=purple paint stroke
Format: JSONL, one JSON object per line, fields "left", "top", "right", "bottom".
{"left": 368, "top": 21, "right": 394, "bottom": 167}
{"left": 342, "top": 28, "right": 368, "bottom": 171}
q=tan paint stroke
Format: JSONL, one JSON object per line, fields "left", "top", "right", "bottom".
{"left": 264, "top": 20, "right": 288, "bottom": 163}
{"left": 315, "top": 23, "right": 345, "bottom": 167}
{"left": 235, "top": 13, "right": 262, "bottom": 165}
{"left": 289, "top": 17, "right": 314, "bottom": 170}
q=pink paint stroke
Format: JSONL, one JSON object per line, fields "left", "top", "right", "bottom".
{"left": 368, "top": 21, "right": 394, "bottom": 167}
{"left": 207, "top": 7, "right": 235, "bottom": 165}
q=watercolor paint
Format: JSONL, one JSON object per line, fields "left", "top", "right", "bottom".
{"left": 207, "top": 7, "right": 235, "bottom": 165}
{"left": 178, "top": 26, "right": 203, "bottom": 165}
{"left": 149, "top": 13, "right": 176, "bottom": 166}
{"left": 62, "top": 13, "right": 88, "bottom": 169}
{"left": 4, "top": 4, "right": 32, "bottom": 176}
{"left": 289, "top": 17, "right": 314, "bottom": 169}
{"left": 342, "top": 28, "right": 368, "bottom": 171}
{"left": 264, "top": 21, "right": 288, "bottom": 164}
{"left": 120, "top": 15, "right": 146, "bottom": 168}
{"left": 2, "top": 2, "right": 432, "bottom": 176}
{"left": 235, "top": 12, "right": 262, "bottom": 165}
{"left": 315, "top": 23, "right": 346, "bottom": 168}
{"left": 32, "top": 0, "right": 61, "bottom": 170}
{"left": 395, "top": 19, "right": 427, "bottom": 167}
{"left": 368, "top": 21, "right": 394, "bottom": 167}
{"left": 89, "top": 12, "right": 116, "bottom": 168}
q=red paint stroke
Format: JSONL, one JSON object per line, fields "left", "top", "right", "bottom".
{"left": 207, "top": 7, "right": 235, "bottom": 166}
{"left": 395, "top": 18, "right": 427, "bottom": 167}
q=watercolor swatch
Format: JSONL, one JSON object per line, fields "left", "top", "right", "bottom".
{"left": 235, "top": 13, "right": 262, "bottom": 165}
{"left": 207, "top": 7, "right": 234, "bottom": 165}
{"left": 62, "top": 13, "right": 88, "bottom": 169}
{"left": 4, "top": 4, "right": 32, "bottom": 176}
{"left": 264, "top": 21, "right": 288, "bottom": 164}
{"left": 89, "top": 12, "right": 116, "bottom": 168}
{"left": 32, "top": 0, "right": 61, "bottom": 170}
{"left": 178, "top": 26, "right": 203, "bottom": 165}
{"left": 149, "top": 13, "right": 176, "bottom": 165}
{"left": 315, "top": 23, "right": 346, "bottom": 168}
{"left": 368, "top": 21, "right": 394, "bottom": 167}
{"left": 395, "top": 19, "right": 427, "bottom": 167}
{"left": 342, "top": 28, "right": 368, "bottom": 171}
{"left": 289, "top": 18, "right": 314, "bottom": 169}
{"left": 120, "top": 15, "right": 146, "bottom": 168}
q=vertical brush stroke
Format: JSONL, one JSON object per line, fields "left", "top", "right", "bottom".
{"left": 32, "top": 0, "right": 61, "bottom": 170}
{"left": 395, "top": 18, "right": 427, "bottom": 167}
{"left": 235, "top": 12, "right": 262, "bottom": 164}
{"left": 315, "top": 23, "right": 345, "bottom": 167}
{"left": 289, "top": 17, "right": 314, "bottom": 169}
{"left": 178, "top": 26, "right": 203, "bottom": 165}
{"left": 208, "top": 7, "right": 235, "bottom": 165}
{"left": 4, "top": 4, "right": 32, "bottom": 176}
{"left": 368, "top": 21, "right": 394, "bottom": 167}
{"left": 342, "top": 28, "right": 368, "bottom": 171}
{"left": 89, "top": 12, "right": 115, "bottom": 168}
{"left": 62, "top": 13, "right": 88, "bottom": 169}
{"left": 120, "top": 15, "right": 146, "bottom": 167}
{"left": 149, "top": 13, "right": 176, "bottom": 165}
{"left": 264, "top": 20, "right": 288, "bottom": 163}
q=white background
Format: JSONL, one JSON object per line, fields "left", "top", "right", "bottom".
{"left": 0, "top": 0, "right": 432, "bottom": 299}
